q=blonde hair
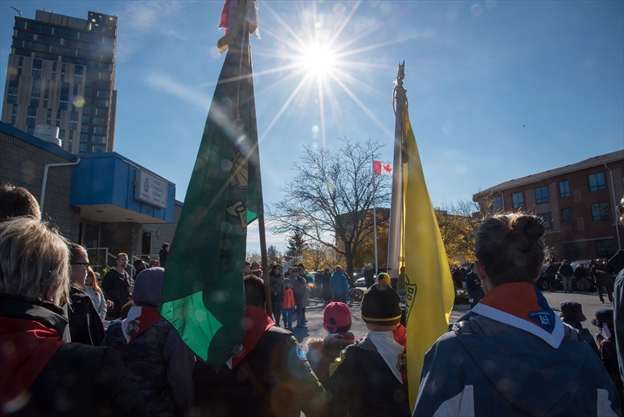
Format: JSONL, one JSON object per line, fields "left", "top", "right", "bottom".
{"left": 86, "top": 266, "right": 102, "bottom": 293}
{"left": 0, "top": 217, "right": 69, "bottom": 304}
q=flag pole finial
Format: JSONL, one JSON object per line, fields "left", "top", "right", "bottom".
{"left": 396, "top": 60, "right": 405, "bottom": 87}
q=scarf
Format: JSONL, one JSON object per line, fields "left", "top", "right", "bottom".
{"left": 472, "top": 282, "right": 564, "bottom": 348}
{"left": 121, "top": 306, "right": 163, "bottom": 344}
{"left": 228, "top": 306, "right": 274, "bottom": 369}
{"left": 0, "top": 318, "right": 63, "bottom": 405}
{"left": 368, "top": 326, "right": 407, "bottom": 384}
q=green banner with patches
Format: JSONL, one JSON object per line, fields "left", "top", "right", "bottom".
{"left": 158, "top": 15, "right": 262, "bottom": 370}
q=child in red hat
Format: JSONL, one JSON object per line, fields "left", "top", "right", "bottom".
{"left": 306, "top": 302, "right": 355, "bottom": 384}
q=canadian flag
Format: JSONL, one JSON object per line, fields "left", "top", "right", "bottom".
{"left": 373, "top": 160, "right": 393, "bottom": 177}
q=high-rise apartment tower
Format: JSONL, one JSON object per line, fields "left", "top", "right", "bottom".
{"left": 1, "top": 10, "right": 117, "bottom": 153}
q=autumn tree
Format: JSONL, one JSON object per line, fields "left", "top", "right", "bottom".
{"left": 302, "top": 242, "right": 336, "bottom": 271}
{"left": 268, "top": 138, "right": 391, "bottom": 276}
{"left": 435, "top": 195, "right": 500, "bottom": 267}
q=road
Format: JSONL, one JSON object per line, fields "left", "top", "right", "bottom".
{"left": 290, "top": 289, "right": 612, "bottom": 349}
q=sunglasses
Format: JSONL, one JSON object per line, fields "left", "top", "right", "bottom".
{"left": 71, "top": 262, "right": 90, "bottom": 268}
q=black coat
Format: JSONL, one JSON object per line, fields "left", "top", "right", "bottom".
{"left": 0, "top": 293, "right": 149, "bottom": 417}
{"left": 193, "top": 325, "right": 324, "bottom": 417}
{"left": 102, "top": 269, "right": 131, "bottom": 318}
{"left": 324, "top": 335, "right": 411, "bottom": 417}
{"left": 68, "top": 287, "right": 105, "bottom": 345}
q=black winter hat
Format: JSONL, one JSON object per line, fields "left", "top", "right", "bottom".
{"left": 361, "top": 282, "right": 401, "bottom": 325}
{"left": 592, "top": 308, "right": 614, "bottom": 328}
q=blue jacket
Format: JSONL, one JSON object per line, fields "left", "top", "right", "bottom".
{"left": 613, "top": 269, "right": 624, "bottom": 385}
{"left": 414, "top": 311, "right": 621, "bottom": 417}
{"left": 330, "top": 271, "right": 349, "bottom": 294}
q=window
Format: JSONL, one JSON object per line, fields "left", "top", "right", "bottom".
{"left": 30, "top": 79, "right": 41, "bottom": 107}
{"left": 7, "top": 78, "right": 18, "bottom": 104}
{"left": 59, "top": 83, "right": 70, "bottom": 110}
{"left": 26, "top": 106, "right": 37, "bottom": 126}
{"left": 512, "top": 192, "right": 524, "bottom": 208}
{"left": 534, "top": 186, "right": 549, "bottom": 204}
{"left": 591, "top": 202, "right": 609, "bottom": 221}
{"left": 56, "top": 109, "right": 61, "bottom": 127}
{"left": 538, "top": 212, "right": 552, "bottom": 230}
{"left": 588, "top": 172, "right": 606, "bottom": 192}
{"left": 31, "top": 59, "right": 42, "bottom": 78}
{"left": 43, "top": 89, "right": 48, "bottom": 108}
{"left": 69, "top": 111, "right": 79, "bottom": 131}
{"left": 93, "top": 126, "right": 107, "bottom": 134}
{"left": 46, "top": 108, "right": 52, "bottom": 124}
{"left": 595, "top": 239, "right": 614, "bottom": 259}
{"left": 90, "top": 135, "right": 106, "bottom": 143}
{"left": 492, "top": 196, "right": 503, "bottom": 212}
{"left": 559, "top": 180, "right": 570, "bottom": 198}
{"left": 561, "top": 208, "right": 572, "bottom": 226}
{"left": 11, "top": 105, "right": 18, "bottom": 124}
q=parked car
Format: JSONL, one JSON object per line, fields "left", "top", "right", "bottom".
{"left": 355, "top": 277, "right": 367, "bottom": 287}
{"left": 570, "top": 259, "right": 592, "bottom": 270}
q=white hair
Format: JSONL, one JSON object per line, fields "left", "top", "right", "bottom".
{"left": 0, "top": 217, "right": 69, "bottom": 304}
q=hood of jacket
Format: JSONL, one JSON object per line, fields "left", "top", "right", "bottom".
{"left": 0, "top": 293, "right": 66, "bottom": 402}
{"left": 454, "top": 312, "right": 588, "bottom": 415}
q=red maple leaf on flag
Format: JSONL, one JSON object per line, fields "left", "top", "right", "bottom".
{"left": 373, "top": 160, "right": 393, "bottom": 177}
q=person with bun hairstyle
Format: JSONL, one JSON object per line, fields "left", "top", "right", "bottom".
{"left": 414, "top": 213, "right": 621, "bottom": 417}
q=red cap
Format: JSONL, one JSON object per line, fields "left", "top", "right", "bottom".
{"left": 323, "top": 302, "right": 352, "bottom": 333}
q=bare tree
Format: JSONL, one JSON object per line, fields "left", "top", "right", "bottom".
{"left": 268, "top": 138, "right": 391, "bottom": 276}
{"left": 246, "top": 250, "right": 261, "bottom": 265}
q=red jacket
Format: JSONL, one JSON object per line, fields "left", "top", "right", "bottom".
{"left": 282, "top": 288, "right": 295, "bottom": 309}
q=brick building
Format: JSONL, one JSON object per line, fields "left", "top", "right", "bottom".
{"left": 0, "top": 121, "right": 182, "bottom": 272}
{"left": 473, "top": 150, "right": 624, "bottom": 261}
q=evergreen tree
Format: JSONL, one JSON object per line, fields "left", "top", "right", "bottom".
{"left": 284, "top": 230, "right": 307, "bottom": 263}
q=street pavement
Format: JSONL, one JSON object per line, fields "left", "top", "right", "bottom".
{"left": 290, "top": 288, "right": 613, "bottom": 350}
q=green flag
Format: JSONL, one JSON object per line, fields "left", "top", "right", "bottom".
{"left": 158, "top": 5, "right": 262, "bottom": 370}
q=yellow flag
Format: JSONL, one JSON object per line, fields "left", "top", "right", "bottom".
{"left": 400, "top": 100, "right": 455, "bottom": 409}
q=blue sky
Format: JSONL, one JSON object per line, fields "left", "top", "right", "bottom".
{"left": 1, "top": 1, "right": 622, "bottom": 252}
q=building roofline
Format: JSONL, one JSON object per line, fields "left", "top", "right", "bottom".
{"left": 0, "top": 121, "right": 77, "bottom": 162}
{"left": 474, "top": 150, "right": 624, "bottom": 197}
{"left": 76, "top": 152, "right": 175, "bottom": 187}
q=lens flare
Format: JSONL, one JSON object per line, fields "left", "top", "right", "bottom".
{"left": 73, "top": 95, "right": 85, "bottom": 107}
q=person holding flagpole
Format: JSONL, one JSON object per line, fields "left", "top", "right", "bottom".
{"left": 413, "top": 213, "right": 621, "bottom": 416}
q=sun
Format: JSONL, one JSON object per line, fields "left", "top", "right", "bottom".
{"left": 300, "top": 44, "right": 337, "bottom": 75}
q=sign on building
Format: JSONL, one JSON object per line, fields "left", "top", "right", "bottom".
{"left": 135, "top": 169, "right": 168, "bottom": 208}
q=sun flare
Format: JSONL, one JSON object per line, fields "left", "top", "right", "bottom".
{"left": 300, "top": 44, "right": 337, "bottom": 75}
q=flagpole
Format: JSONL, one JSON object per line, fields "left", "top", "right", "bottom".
{"left": 372, "top": 156, "right": 379, "bottom": 274}
{"left": 258, "top": 210, "right": 272, "bottom": 317}
{"left": 387, "top": 61, "right": 406, "bottom": 281}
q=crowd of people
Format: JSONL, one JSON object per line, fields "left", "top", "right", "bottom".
{"left": 2, "top": 182, "right": 624, "bottom": 417}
